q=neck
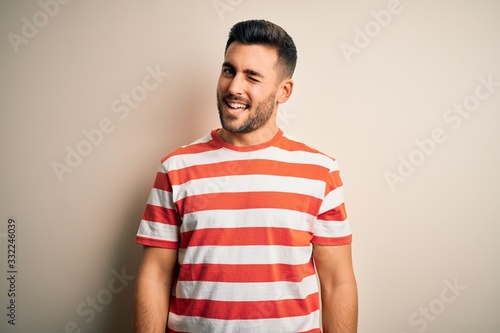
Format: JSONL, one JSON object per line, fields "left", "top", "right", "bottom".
{"left": 217, "top": 125, "right": 279, "bottom": 146}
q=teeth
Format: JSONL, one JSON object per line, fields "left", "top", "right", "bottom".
{"left": 228, "top": 102, "right": 247, "bottom": 109}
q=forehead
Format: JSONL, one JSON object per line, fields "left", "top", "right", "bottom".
{"left": 224, "top": 42, "right": 279, "bottom": 74}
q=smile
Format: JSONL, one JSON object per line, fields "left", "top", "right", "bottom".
{"left": 225, "top": 99, "right": 249, "bottom": 113}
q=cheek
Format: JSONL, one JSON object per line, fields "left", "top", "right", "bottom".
{"left": 216, "top": 77, "right": 226, "bottom": 92}
{"left": 217, "top": 74, "right": 234, "bottom": 87}
{"left": 250, "top": 87, "right": 273, "bottom": 103}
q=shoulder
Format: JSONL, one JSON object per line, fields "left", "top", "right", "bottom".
{"left": 279, "top": 132, "right": 339, "bottom": 171}
{"left": 154, "top": 132, "right": 221, "bottom": 174}
{"left": 159, "top": 132, "right": 216, "bottom": 163}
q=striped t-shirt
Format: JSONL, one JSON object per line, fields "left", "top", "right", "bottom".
{"left": 136, "top": 129, "right": 352, "bottom": 333}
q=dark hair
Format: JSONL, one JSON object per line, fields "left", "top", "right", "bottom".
{"left": 225, "top": 19, "right": 297, "bottom": 79}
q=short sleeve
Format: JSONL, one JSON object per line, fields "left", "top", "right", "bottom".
{"left": 311, "top": 164, "right": 352, "bottom": 245}
{"left": 135, "top": 163, "right": 181, "bottom": 249}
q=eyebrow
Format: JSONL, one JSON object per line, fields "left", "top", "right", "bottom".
{"left": 222, "top": 61, "right": 265, "bottom": 78}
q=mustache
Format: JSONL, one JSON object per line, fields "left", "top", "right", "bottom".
{"left": 221, "top": 93, "right": 250, "bottom": 105}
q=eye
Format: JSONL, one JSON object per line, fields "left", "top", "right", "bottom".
{"left": 222, "top": 68, "right": 235, "bottom": 76}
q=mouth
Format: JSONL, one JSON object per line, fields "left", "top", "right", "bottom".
{"left": 225, "top": 98, "right": 250, "bottom": 114}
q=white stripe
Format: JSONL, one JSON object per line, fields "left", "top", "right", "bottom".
{"left": 164, "top": 145, "right": 336, "bottom": 172}
{"left": 318, "top": 186, "right": 344, "bottom": 215}
{"left": 180, "top": 208, "right": 315, "bottom": 233}
{"left": 147, "top": 188, "right": 175, "bottom": 209}
{"left": 172, "top": 174, "right": 325, "bottom": 201}
{"left": 178, "top": 245, "right": 312, "bottom": 265}
{"left": 137, "top": 220, "right": 178, "bottom": 241}
{"left": 314, "top": 219, "right": 352, "bottom": 238}
{"left": 168, "top": 309, "right": 320, "bottom": 333}
{"left": 175, "top": 274, "right": 318, "bottom": 302}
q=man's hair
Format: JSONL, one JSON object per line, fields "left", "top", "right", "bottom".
{"left": 225, "top": 19, "right": 297, "bottom": 79}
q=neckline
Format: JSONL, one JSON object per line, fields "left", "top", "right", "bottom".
{"left": 210, "top": 128, "right": 283, "bottom": 152}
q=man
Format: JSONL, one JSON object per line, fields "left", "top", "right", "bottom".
{"left": 134, "top": 19, "right": 358, "bottom": 333}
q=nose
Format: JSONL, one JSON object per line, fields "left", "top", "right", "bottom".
{"left": 227, "top": 74, "right": 245, "bottom": 95}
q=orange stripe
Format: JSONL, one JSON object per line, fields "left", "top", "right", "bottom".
{"left": 278, "top": 135, "right": 322, "bottom": 154}
{"left": 311, "top": 234, "right": 352, "bottom": 245}
{"left": 318, "top": 203, "right": 347, "bottom": 221}
{"left": 153, "top": 171, "right": 172, "bottom": 191}
{"left": 168, "top": 159, "right": 329, "bottom": 186}
{"left": 142, "top": 204, "right": 180, "bottom": 225}
{"left": 178, "top": 262, "right": 316, "bottom": 283}
{"left": 180, "top": 227, "right": 312, "bottom": 248}
{"left": 177, "top": 192, "right": 321, "bottom": 216}
{"left": 324, "top": 170, "right": 343, "bottom": 194}
{"left": 170, "top": 293, "right": 319, "bottom": 320}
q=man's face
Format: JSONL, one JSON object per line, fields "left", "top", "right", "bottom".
{"left": 217, "top": 42, "right": 282, "bottom": 134}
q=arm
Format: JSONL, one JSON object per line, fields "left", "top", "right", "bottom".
{"left": 313, "top": 243, "right": 358, "bottom": 333}
{"left": 134, "top": 246, "right": 178, "bottom": 333}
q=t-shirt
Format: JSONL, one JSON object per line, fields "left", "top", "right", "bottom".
{"left": 136, "top": 129, "right": 352, "bottom": 332}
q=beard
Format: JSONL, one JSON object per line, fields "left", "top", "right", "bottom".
{"left": 217, "top": 90, "right": 276, "bottom": 134}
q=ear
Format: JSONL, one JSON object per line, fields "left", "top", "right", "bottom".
{"left": 277, "top": 79, "right": 294, "bottom": 104}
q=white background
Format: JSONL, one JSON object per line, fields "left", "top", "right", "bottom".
{"left": 1, "top": 0, "right": 499, "bottom": 332}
